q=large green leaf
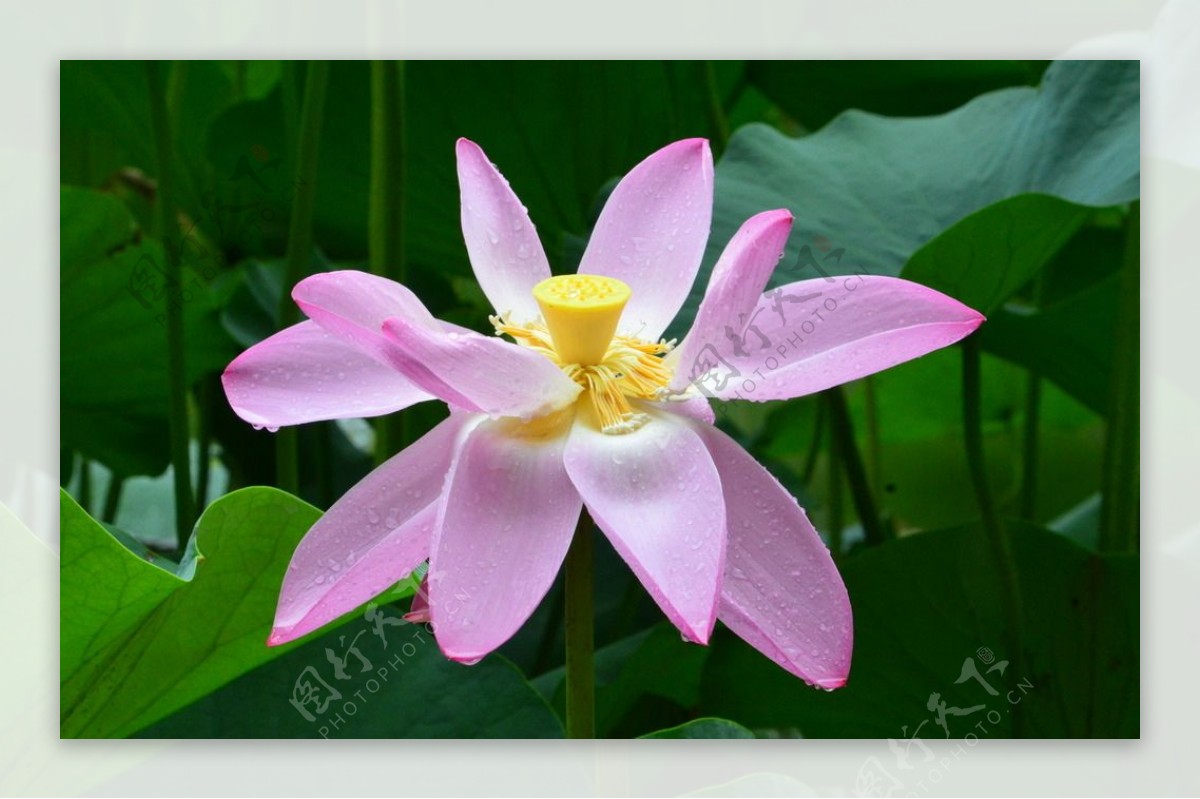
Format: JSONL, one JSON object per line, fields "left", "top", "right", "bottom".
{"left": 60, "top": 486, "right": 369, "bottom": 738}
{"left": 138, "top": 615, "right": 563, "bottom": 738}
{"left": 60, "top": 187, "right": 237, "bottom": 476}
{"left": 747, "top": 60, "right": 1046, "bottom": 131}
{"left": 679, "top": 59, "right": 1138, "bottom": 334}
{"left": 901, "top": 193, "right": 1092, "bottom": 314}
{"left": 698, "top": 520, "right": 1138, "bottom": 738}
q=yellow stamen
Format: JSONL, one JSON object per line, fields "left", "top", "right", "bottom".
{"left": 533, "top": 275, "right": 631, "bottom": 366}
{"left": 492, "top": 280, "right": 676, "bottom": 435}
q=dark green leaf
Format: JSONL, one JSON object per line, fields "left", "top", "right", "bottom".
{"left": 978, "top": 272, "right": 1120, "bottom": 416}
{"left": 698, "top": 520, "right": 1138, "bottom": 738}
{"left": 139, "top": 618, "right": 563, "bottom": 739}
{"left": 60, "top": 187, "right": 236, "bottom": 476}
{"left": 902, "top": 194, "right": 1091, "bottom": 314}
{"left": 535, "top": 622, "right": 710, "bottom": 737}
{"left": 640, "top": 718, "right": 756, "bottom": 739}
{"left": 748, "top": 60, "right": 1046, "bottom": 131}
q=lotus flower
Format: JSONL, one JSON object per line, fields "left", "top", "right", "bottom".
{"left": 222, "top": 137, "right": 983, "bottom": 688}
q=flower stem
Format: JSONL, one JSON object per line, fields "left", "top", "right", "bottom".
{"left": 146, "top": 60, "right": 195, "bottom": 542}
{"left": 1019, "top": 366, "right": 1043, "bottom": 520}
{"left": 77, "top": 455, "right": 92, "bottom": 515}
{"left": 962, "top": 335, "right": 1030, "bottom": 730}
{"left": 102, "top": 475, "right": 125, "bottom": 525}
{"left": 564, "top": 512, "right": 596, "bottom": 739}
{"left": 801, "top": 397, "right": 827, "bottom": 485}
{"left": 1019, "top": 275, "right": 1045, "bottom": 520}
{"left": 196, "top": 375, "right": 214, "bottom": 513}
{"left": 369, "top": 60, "right": 410, "bottom": 465}
{"left": 864, "top": 375, "right": 883, "bottom": 495}
{"left": 701, "top": 61, "right": 730, "bottom": 153}
{"left": 828, "top": 386, "right": 887, "bottom": 546}
{"left": 275, "top": 60, "right": 330, "bottom": 495}
{"left": 827, "top": 403, "right": 844, "bottom": 560}
{"left": 1099, "top": 203, "right": 1140, "bottom": 553}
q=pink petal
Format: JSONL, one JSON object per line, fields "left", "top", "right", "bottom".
{"left": 222, "top": 320, "right": 431, "bottom": 429}
{"left": 697, "top": 423, "right": 853, "bottom": 688}
{"left": 381, "top": 316, "right": 581, "bottom": 420}
{"left": 648, "top": 395, "right": 715, "bottom": 426}
{"left": 429, "top": 415, "right": 581, "bottom": 663}
{"left": 268, "top": 413, "right": 480, "bottom": 644}
{"left": 692, "top": 275, "right": 985, "bottom": 402}
{"left": 292, "top": 269, "right": 440, "bottom": 366}
{"left": 578, "top": 139, "right": 714, "bottom": 341}
{"left": 669, "top": 209, "right": 794, "bottom": 392}
{"left": 456, "top": 138, "right": 552, "bottom": 323}
{"left": 404, "top": 576, "right": 431, "bottom": 623}
{"left": 563, "top": 410, "right": 725, "bottom": 643}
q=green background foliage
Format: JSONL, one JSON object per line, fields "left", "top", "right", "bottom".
{"left": 59, "top": 59, "right": 1138, "bottom": 739}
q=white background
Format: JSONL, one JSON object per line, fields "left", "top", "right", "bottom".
{"left": 4, "top": 0, "right": 1197, "bottom": 795}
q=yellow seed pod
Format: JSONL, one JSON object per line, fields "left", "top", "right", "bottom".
{"left": 533, "top": 275, "right": 631, "bottom": 366}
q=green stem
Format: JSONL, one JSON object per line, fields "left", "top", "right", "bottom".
{"left": 275, "top": 60, "right": 330, "bottom": 495}
{"left": 196, "top": 375, "right": 214, "bottom": 511}
{"left": 102, "top": 475, "right": 125, "bottom": 524}
{"left": 316, "top": 422, "right": 334, "bottom": 509}
{"left": 233, "top": 60, "right": 247, "bottom": 102}
{"left": 864, "top": 375, "right": 883, "bottom": 498}
{"left": 1099, "top": 202, "right": 1140, "bottom": 553}
{"left": 701, "top": 60, "right": 730, "bottom": 153}
{"left": 1020, "top": 367, "right": 1042, "bottom": 520}
{"left": 828, "top": 386, "right": 886, "bottom": 546}
{"left": 77, "top": 455, "right": 92, "bottom": 515}
{"left": 564, "top": 513, "right": 596, "bottom": 739}
{"left": 146, "top": 60, "right": 196, "bottom": 542}
{"left": 962, "top": 335, "right": 1029, "bottom": 729}
{"left": 281, "top": 62, "right": 302, "bottom": 167}
{"left": 1019, "top": 275, "right": 1045, "bottom": 520}
{"left": 827, "top": 399, "right": 844, "bottom": 559}
{"left": 369, "top": 60, "right": 410, "bottom": 465}
{"left": 801, "top": 398, "right": 827, "bottom": 485}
